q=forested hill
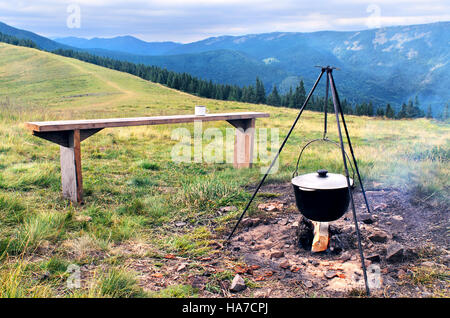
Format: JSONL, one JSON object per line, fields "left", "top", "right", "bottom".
{"left": 53, "top": 47, "right": 436, "bottom": 119}
{"left": 54, "top": 22, "right": 450, "bottom": 115}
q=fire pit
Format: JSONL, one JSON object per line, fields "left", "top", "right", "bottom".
{"left": 227, "top": 66, "right": 373, "bottom": 295}
{"left": 228, "top": 206, "right": 372, "bottom": 296}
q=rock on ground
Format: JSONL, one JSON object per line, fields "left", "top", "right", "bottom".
{"left": 230, "top": 274, "right": 246, "bottom": 292}
{"left": 386, "top": 243, "right": 404, "bottom": 263}
{"left": 368, "top": 229, "right": 389, "bottom": 243}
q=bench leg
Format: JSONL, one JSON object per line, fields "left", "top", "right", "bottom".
{"left": 60, "top": 129, "right": 83, "bottom": 204}
{"left": 227, "top": 118, "right": 255, "bottom": 169}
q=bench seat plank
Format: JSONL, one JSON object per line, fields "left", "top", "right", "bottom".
{"left": 25, "top": 112, "right": 269, "bottom": 132}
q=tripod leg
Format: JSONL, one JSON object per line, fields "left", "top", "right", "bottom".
{"left": 226, "top": 69, "right": 326, "bottom": 241}
{"left": 328, "top": 73, "right": 372, "bottom": 214}
{"left": 323, "top": 71, "right": 329, "bottom": 139}
{"left": 328, "top": 70, "right": 371, "bottom": 296}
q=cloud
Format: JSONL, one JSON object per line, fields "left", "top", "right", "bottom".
{"left": 0, "top": 0, "right": 448, "bottom": 42}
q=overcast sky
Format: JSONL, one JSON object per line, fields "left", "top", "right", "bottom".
{"left": 0, "top": 0, "right": 449, "bottom": 42}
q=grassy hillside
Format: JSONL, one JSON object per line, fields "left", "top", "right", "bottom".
{"left": 0, "top": 43, "right": 448, "bottom": 297}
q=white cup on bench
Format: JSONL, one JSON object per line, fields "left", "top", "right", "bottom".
{"left": 195, "top": 105, "right": 208, "bottom": 116}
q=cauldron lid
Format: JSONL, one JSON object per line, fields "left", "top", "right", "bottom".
{"left": 291, "top": 169, "right": 353, "bottom": 190}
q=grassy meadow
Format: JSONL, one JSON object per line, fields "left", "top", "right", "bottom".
{"left": 0, "top": 42, "right": 448, "bottom": 297}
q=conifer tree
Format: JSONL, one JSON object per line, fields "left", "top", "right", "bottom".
{"left": 293, "top": 80, "right": 306, "bottom": 108}
{"left": 426, "top": 105, "right": 433, "bottom": 119}
{"left": 385, "top": 103, "right": 395, "bottom": 118}
{"left": 255, "top": 78, "right": 266, "bottom": 104}
{"left": 397, "top": 102, "right": 408, "bottom": 118}
{"left": 267, "top": 85, "right": 281, "bottom": 106}
{"left": 367, "top": 102, "right": 374, "bottom": 116}
{"left": 376, "top": 106, "right": 385, "bottom": 117}
{"left": 443, "top": 104, "right": 449, "bottom": 121}
{"left": 287, "top": 87, "right": 295, "bottom": 108}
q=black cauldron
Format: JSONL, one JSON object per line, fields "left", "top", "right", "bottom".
{"left": 292, "top": 169, "right": 353, "bottom": 222}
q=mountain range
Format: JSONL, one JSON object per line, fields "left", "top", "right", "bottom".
{"left": 1, "top": 20, "right": 449, "bottom": 114}
{"left": 53, "top": 35, "right": 182, "bottom": 56}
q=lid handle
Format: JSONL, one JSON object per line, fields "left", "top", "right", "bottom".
{"left": 317, "top": 169, "right": 328, "bottom": 177}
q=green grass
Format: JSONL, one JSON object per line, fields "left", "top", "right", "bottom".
{"left": 0, "top": 193, "right": 27, "bottom": 225}
{"left": 164, "top": 226, "right": 213, "bottom": 257}
{"left": 41, "top": 257, "right": 70, "bottom": 275}
{"left": 0, "top": 212, "right": 68, "bottom": 256}
{"left": 149, "top": 284, "right": 197, "bottom": 298}
{"left": 139, "top": 161, "right": 160, "bottom": 171}
{"left": 179, "top": 176, "right": 246, "bottom": 211}
{"left": 409, "top": 266, "right": 450, "bottom": 288}
{"left": 0, "top": 42, "right": 448, "bottom": 297}
{"left": 0, "top": 261, "right": 53, "bottom": 297}
{"left": 98, "top": 268, "right": 147, "bottom": 298}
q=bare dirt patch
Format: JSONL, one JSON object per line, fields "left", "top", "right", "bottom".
{"left": 226, "top": 183, "right": 449, "bottom": 297}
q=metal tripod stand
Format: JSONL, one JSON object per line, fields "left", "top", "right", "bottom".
{"left": 227, "top": 66, "right": 373, "bottom": 296}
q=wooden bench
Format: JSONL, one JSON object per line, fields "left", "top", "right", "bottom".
{"left": 25, "top": 112, "right": 269, "bottom": 204}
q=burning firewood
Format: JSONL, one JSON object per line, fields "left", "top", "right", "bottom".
{"left": 311, "top": 221, "right": 330, "bottom": 253}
